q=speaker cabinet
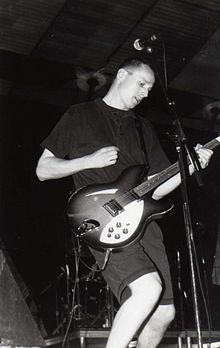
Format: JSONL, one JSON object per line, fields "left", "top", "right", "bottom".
{"left": 0, "top": 248, "right": 45, "bottom": 346}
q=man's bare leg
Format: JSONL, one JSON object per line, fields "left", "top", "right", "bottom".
{"left": 136, "top": 304, "right": 175, "bottom": 348}
{"left": 105, "top": 272, "right": 162, "bottom": 348}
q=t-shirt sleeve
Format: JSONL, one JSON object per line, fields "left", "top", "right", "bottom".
{"left": 142, "top": 119, "right": 170, "bottom": 175}
{"left": 41, "top": 106, "right": 77, "bottom": 159}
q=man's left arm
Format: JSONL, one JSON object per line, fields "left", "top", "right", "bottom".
{"left": 151, "top": 146, "right": 213, "bottom": 200}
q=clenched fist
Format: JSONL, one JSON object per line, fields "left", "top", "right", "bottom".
{"left": 87, "top": 146, "right": 120, "bottom": 169}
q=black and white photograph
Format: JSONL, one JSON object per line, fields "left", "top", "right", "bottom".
{"left": 0, "top": 1, "right": 220, "bottom": 347}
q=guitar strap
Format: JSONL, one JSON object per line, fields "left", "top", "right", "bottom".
{"left": 135, "top": 116, "right": 150, "bottom": 172}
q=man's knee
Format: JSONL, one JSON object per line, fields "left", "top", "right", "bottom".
{"left": 155, "top": 304, "right": 175, "bottom": 326}
{"left": 167, "top": 304, "right": 175, "bottom": 322}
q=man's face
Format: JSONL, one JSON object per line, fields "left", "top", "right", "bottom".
{"left": 117, "top": 64, "right": 155, "bottom": 110}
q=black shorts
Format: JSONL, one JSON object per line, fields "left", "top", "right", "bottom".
{"left": 90, "top": 221, "right": 174, "bottom": 305}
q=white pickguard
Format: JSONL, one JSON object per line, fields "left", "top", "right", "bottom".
{"left": 100, "top": 200, "right": 144, "bottom": 244}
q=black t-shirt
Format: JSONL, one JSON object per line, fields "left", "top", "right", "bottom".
{"left": 41, "top": 98, "right": 170, "bottom": 190}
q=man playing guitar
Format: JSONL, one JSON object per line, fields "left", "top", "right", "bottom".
{"left": 36, "top": 58, "right": 213, "bottom": 348}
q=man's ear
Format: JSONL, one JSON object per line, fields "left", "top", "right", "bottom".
{"left": 116, "top": 68, "right": 128, "bottom": 80}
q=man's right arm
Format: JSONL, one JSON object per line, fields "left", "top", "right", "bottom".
{"left": 36, "top": 146, "right": 119, "bottom": 181}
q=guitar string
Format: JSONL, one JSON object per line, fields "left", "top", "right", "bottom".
{"left": 109, "top": 137, "right": 219, "bottom": 208}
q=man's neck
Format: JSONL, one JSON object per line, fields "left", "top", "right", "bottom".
{"left": 103, "top": 91, "right": 127, "bottom": 111}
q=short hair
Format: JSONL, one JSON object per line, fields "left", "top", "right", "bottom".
{"left": 117, "top": 57, "right": 154, "bottom": 73}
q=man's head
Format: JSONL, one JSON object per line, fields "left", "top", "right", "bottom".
{"left": 106, "top": 58, "right": 155, "bottom": 111}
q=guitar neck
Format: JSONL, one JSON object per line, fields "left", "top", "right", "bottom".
{"left": 133, "top": 136, "right": 220, "bottom": 198}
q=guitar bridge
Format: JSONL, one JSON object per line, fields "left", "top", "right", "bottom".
{"left": 103, "top": 199, "right": 123, "bottom": 217}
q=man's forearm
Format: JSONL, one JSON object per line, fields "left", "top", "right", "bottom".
{"left": 36, "top": 156, "right": 89, "bottom": 181}
{"left": 152, "top": 145, "right": 213, "bottom": 200}
{"left": 152, "top": 164, "right": 194, "bottom": 200}
{"left": 36, "top": 146, "right": 119, "bottom": 182}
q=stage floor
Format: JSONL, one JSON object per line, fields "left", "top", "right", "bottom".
{"left": 45, "top": 329, "right": 220, "bottom": 348}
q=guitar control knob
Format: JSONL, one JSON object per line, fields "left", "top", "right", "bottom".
{"left": 108, "top": 227, "right": 114, "bottom": 232}
{"left": 123, "top": 228, "right": 128, "bottom": 234}
{"left": 116, "top": 222, "right": 122, "bottom": 228}
{"left": 115, "top": 233, "right": 120, "bottom": 239}
{"left": 107, "top": 233, "right": 112, "bottom": 238}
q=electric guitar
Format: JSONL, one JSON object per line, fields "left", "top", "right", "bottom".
{"left": 67, "top": 136, "right": 220, "bottom": 250}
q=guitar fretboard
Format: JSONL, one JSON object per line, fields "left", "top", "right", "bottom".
{"left": 104, "top": 136, "right": 220, "bottom": 214}
{"left": 133, "top": 136, "right": 220, "bottom": 198}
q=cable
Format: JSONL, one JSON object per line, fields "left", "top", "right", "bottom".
{"left": 61, "top": 244, "right": 80, "bottom": 348}
{"left": 161, "top": 35, "right": 168, "bottom": 91}
{"left": 79, "top": 256, "right": 100, "bottom": 273}
{"left": 191, "top": 236, "right": 212, "bottom": 348}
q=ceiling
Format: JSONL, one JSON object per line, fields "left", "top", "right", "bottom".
{"left": 0, "top": 0, "right": 220, "bottom": 127}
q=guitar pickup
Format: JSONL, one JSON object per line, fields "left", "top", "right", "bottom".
{"left": 103, "top": 199, "right": 124, "bottom": 217}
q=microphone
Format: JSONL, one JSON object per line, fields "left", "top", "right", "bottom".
{"left": 133, "top": 34, "right": 160, "bottom": 51}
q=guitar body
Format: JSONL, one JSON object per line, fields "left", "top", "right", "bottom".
{"left": 67, "top": 165, "right": 173, "bottom": 250}
{"left": 67, "top": 136, "right": 220, "bottom": 250}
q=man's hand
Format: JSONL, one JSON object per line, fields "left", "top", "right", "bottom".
{"left": 87, "top": 146, "right": 120, "bottom": 168}
{"left": 195, "top": 144, "right": 213, "bottom": 168}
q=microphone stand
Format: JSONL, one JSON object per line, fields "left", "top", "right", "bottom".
{"left": 143, "top": 44, "right": 204, "bottom": 348}
{"left": 172, "top": 115, "right": 204, "bottom": 348}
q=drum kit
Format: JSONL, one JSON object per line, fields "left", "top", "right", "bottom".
{"left": 53, "top": 236, "right": 117, "bottom": 333}
{"left": 72, "top": 268, "right": 116, "bottom": 328}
